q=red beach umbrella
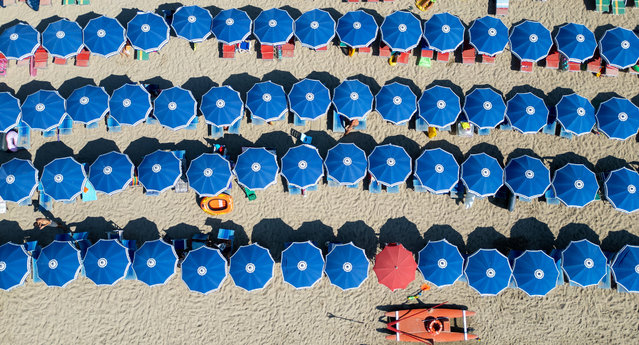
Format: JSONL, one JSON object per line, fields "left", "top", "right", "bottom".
{"left": 373, "top": 243, "right": 417, "bottom": 291}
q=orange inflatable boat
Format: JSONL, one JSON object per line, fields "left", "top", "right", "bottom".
{"left": 385, "top": 306, "right": 478, "bottom": 343}
{"left": 199, "top": 194, "right": 233, "bottom": 216}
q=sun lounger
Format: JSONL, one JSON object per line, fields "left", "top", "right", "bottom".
{"left": 358, "top": 46, "right": 371, "bottom": 54}
{"left": 379, "top": 43, "right": 392, "bottom": 57}
{"left": 290, "top": 128, "right": 312, "bottom": 144}
{"left": 53, "top": 57, "right": 67, "bottom": 65}
{"left": 78, "top": 0, "right": 90, "bottom": 4}
{"left": 462, "top": 43, "right": 476, "bottom": 64}
{"left": 42, "top": 128, "right": 56, "bottom": 138}
{"left": 587, "top": 56, "right": 602, "bottom": 74}
{"left": 75, "top": 48, "right": 90, "bottom": 67}
{"left": 222, "top": 44, "right": 236, "bottom": 58}
{"left": 544, "top": 51, "right": 559, "bottom": 69}
{"left": 559, "top": 126, "right": 574, "bottom": 139}
{"left": 146, "top": 116, "right": 158, "bottom": 125}
{"left": 17, "top": 121, "right": 30, "bottom": 149}
{"left": 542, "top": 120, "right": 557, "bottom": 135}
{"left": 449, "top": 181, "right": 464, "bottom": 200}
{"left": 611, "top": 0, "right": 625, "bottom": 14}
{"left": 106, "top": 116, "right": 121, "bottom": 132}
{"left": 62, "top": 0, "right": 76, "bottom": 4}
{"left": 464, "top": 193, "right": 475, "bottom": 209}
{"left": 496, "top": 0, "right": 509, "bottom": 15}
{"left": 288, "top": 184, "right": 302, "bottom": 195}
{"left": 499, "top": 120, "right": 512, "bottom": 131}
{"left": 29, "top": 56, "right": 37, "bottom": 77}
{"left": 135, "top": 50, "right": 149, "bottom": 61}
{"left": 596, "top": 0, "right": 611, "bottom": 11}
{"left": 457, "top": 122, "right": 473, "bottom": 137}
{"left": 59, "top": 115, "right": 73, "bottom": 135}
{"left": 481, "top": 54, "right": 496, "bottom": 64}
{"left": 0, "top": 53, "right": 7, "bottom": 77}
{"left": 328, "top": 178, "right": 340, "bottom": 187}
{"left": 415, "top": 117, "right": 429, "bottom": 132}
{"left": 386, "top": 185, "right": 400, "bottom": 194}
{"left": 353, "top": 117, "right": 367, "bottom": 130}
{"left": 435, "top": 52, "right": 450, "bottom": 62}
{"left": 260, "top": 45, "right": 274, "bottom": 59}
{"left": 520, "top": 60, "right": 533, "bottom": 72}
{"left": 251, "top": 113, "right": 265, "bottom": 125}
{"left": 413, "top": 177, "right": 429, "bottom": 193}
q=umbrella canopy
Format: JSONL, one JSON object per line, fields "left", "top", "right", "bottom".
{"left": 171, "top": 5, "right": 212, "bottom": 43}
{"left": 132, "top": 240, "right": 178, "bottom": 287}
{"left": 109, "top": 84, "right": 152, "bottom": 126}
{"left": 595, "top": 97, "right": 639, "bottom": 140}
{"left": 375, "top": 83, "right": 417, "bottom": 125}
{"left": 418, "top": 85, "right": 461, "bottom": 128}
{"left": 42, "top": 19, "right": 83, "bottom": 59}
{"left": 373, "top": 243, "right": 417, "bottom": 291}
{"left": 324, "top": 143, "right": 367, "bottom": 185}
{"left": 229, "top": 243, "right": 274, "bottom": 292}
{"left": 561, "top": 239, "right": 607, "bottom": 287}
{"left": 463, "top": 88, "right": 506, "bottom": 129}
{"left": 325, "top": 242, "right": 369, "bottom": 290}
{"left": 83, "top": 239, "right": 130, "bottom": 286}
{"left": 464, "top": 249, "right": 511, "bottom": 296}
{"left": 233, "top": 147, "right": 279, "bottom": 190}
{"left": 555, "top": 93, "right": 595, "bottom": 136}
{"left": 505, "top": 93, "right": 549, "bottom": 134}
{"left": 512, "top": 250, "right": 559, "bottom": 296}
{"left": 138, "top": 150, "right": 182, "bottom": 194}
{"left": 0, "top": 158, "right": 38, "bottom": 204}
{"left": 181, "top": 246, "right": 227, "bottom": 294}
{"left": 611, "top": 245, "right": 639, "bottom": 293}
{"left": 294, "top": 9, "right": 335, "bottom": 49}
{"left": 281, "top": 241, "right": 325, "bottom": 289}
{"left": 468, "top": 16, "right": 509, "bottom": 56}
{"left": 200, "top": 86, "right": 243, "bottom": 127}
{"left": 126, "top": 12, "right": 170, "bottom": 52}
{"left": 422, "top": 12, "right": 464, "bottom": 53}
{"left": 333, "top": 79, "right": 374, "bottom": 120}
{"left": 604, "top": 167, "right": 639, "bottom": 213}
{"left": 414, "top": 148, "right": 459, "bottom": 194}
{"left": 83, "top": 16, "right": 126, "bottom": 58}
{"left": 0, "top": 92, "right": 21, "bottom": 132}
{"left": 253, "top": 8, "right": 294, "bottom": 45}
{"left": 186, "top": 153, "right": 233, "bottom": 197}
{"left": 280, "top": 144, "right": 324, "bottom": 189}
{"left": 509, "top": 20, "right": 552, "bottom": 62}
{"left": 461, "top": 153, "right": 504, "bottom": 197}
{"left": 551, "top": 163, "right": 598, "bottom": 208}
{"left": 368, "top": 144, "right": 412, "bottom": 187}
{"left": 88, "top": 151, "right": 134, "bottom": 195}
{"left": 418, "top": 239, "right": 464, "bottom": 287}
{"left": 288, "top": 79, "right": 331, "bottom": 121}
{"left": 153, "top": 87, "right": 197, "bottom": 130}
{"left": 336, "top": 10, "right": 378, "bottom": 48}
{"left": 554, "top": 23, "right": 596, "bottom": 63}
{"left": 504, "top": 155, "right": 550, "bottom": 199}
{"left": 246, "top": 81, "right": 288, "bottom": 122}
{"left": 66, "top": 85, "right": 109, "bottom": 125}
{"left": 599, "top": 27, "right": 639, "bottom": 69}
{"left": 0, "top": 23, "right": 40, "bottom": 60}
{"left": 211, "top": 9, "right": 252, "bottom": 45}
{"left": 41, "top": 157, "right": 86, "bottom": 202}
{"left": 0, "top": 243, "right": 30, "bottom": 290}
{"left": 36, "top": 241, "right": 81, "bottom": 287}
{"left": 21, "top": 90, "right": 66, "bottom": 131}
{"left": 380, "top": 11, "right": 422, "bottom": 52}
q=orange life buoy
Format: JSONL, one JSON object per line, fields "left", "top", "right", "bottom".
{"left": 425, "top": 318, "right": 443, "bottom": 335}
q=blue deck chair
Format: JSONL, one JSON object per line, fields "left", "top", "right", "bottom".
{"left": 293, "top": 114, "right": 305, "bottom": 126}
{"left": 477, "top": 127, "right": 491, "bottom": 136}
{"left": 559, "top": 125, "right": 573, "bottom": 139}
{"left": 347, "top": 182, "right": 359, "bottom": 189}
{"left": 146, "top": 116, "right": 159, "bottom": 125}
{"left": 353, "top": 117, "right": 366, "bottom": 130}
{"left": 42, "top": 128, "right": 56, "bottom": 137}
{"left": 59, "top": 115, "right": 73, "bottom": 135}
{"left": 209, "top": 124, "right": 224, "bottom": 139}
{"left": 17, "top": 121, "right": 31, "bottom": 149}
{"left": 306, "top": 184, "right": 318, "bottom": 192}
{"left": 106, "top": 230, "right": 124, "bottom": 241}
{"left": 185, "top": 116, "right": 198, "bottom": 130}
{"left": 327, "top": 177, "right": 340, "bottom": 187}
{"left": 542, "top": 120, "right": 557, "bottom": 135}
{"left": 386, "top": 185, "right": 400, "bottom": 194}
{"left": 413, "top": 177, "right": 428, "bottom": 193}
{"left": 332, "top": 111, "right": 345, "bottom": 133}
{"left": 82, "top": 180, "right": 97, "bottom": 202}
{"left": 499, "top": 120, "right": 512, "bottom": 131}
{"left": 544, "top": 188, "right": 560, "bottom": 205}
{"left": 415, "top": 117, "right": 429, "bottom": 132}
{"left": 218, "top": 228, "right": 235, "bottom": 252}
{"left": 191, "top": 233, "right": 208, "bottom": 250}
{"left": 31, "top": 256, "right": 42, "bottom": 283}
{"left": 251, "top": 114, "right": 266, "bottom": 125}
{"left": 107, "top": 116, "right": 121, "bottom": 132}
{"left": 288, "top": 185, "right": 302, "bottom": 195}
{"left": 37, "top": 182, "right": 53, "bottom": 211}
{"left": 549, "top": 249, "right": 565, "bottom": 286}
{"left": 450, "top": 181, "right": 464, "bottom": 199}
{"left": 228, "top": 118, "right": 241, "bottom": 134}
{"left": 369, "top": 179, "right": 382, "bottom": 194}
{"left": 122, "top": 239, "right": 137, "bottom": 280}
{"left": 507, "top": 192, "right": 516, "bottom": 212}
{"left": 85, "top": 121, "right": 99, "bottom": 129}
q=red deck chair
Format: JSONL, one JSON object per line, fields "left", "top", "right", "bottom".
{"left": 421, "top": 48, "right": 434, "bottom": 59}
{"left": 435, "top": 52, "right": 450, "bottom": 62}
{"left": 282, "top": 40, "right": 295, "bottom": 58}
{"left": 316, "top": 45, "right": 328, "bottom": 51}
{"left": 260, "top": 45, "right": 274, "bottom": 59}
{"left": 0, "top": 53, "right": 7, "bottom": 77}
{"left": 604, "top": 64, "right": 618, "bottom": 77}
{"left": 222, "top": 44, "right": 236, "bottom": 58}
{"left": 481, "top": 54, "right": 495, "bottom": 64}
{"left": 567, "top": 61, "right": 581, "bottom": 72}
{"left": 462, "top": 44, "right": 476, "bottom": 64}
{"left": 520, "top": 60, "right": 533, "bottom": 72}
{"left": 53, "top": 57, "right": 67, "bottom": 65}
{"left": 545, "top": 52, "right": 560, "bottom": 69}
{"left": 75, "top": 48, "right": 90, "bottom": 67}
{"left": 33, "top": 47, "right": 48, "bottom": 68}
{"left": 358, "top": 46, "right": 371, "bottom": 54}
{"left": 396, "top": 52, "right": 410, "bottom": 64}
{"left": 379, "top": 43, "right": 392, "bottom": 57}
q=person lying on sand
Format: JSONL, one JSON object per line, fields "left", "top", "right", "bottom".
{"left": 344, "top": 119, "right": 359, "bottom": 135}
{"left": 34, "top": 217, "right": 68, "bottom": 231}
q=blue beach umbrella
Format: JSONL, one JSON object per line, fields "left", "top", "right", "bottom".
{"left": 612, "top": 245, "right": 639, "bottom": 293}
{"left": 138, "top": 150, "right": 181, "bottom": 194}
{"left": 0, "top": 92, "right": 21, "bottom": 132}
{"left": 414, "top": 148, "right": 459, "bottom": 194}
{"left": 599, "top": 27, "right": 639, "bottom": 69}
{"left": 126, "top": 12, "right": 170, "bottom": 52}
{"left": 324, "top": 143, "right": 367, "bottom": 185}
{"left": 604, "top": 167, "right": 639, "bottom": 214}
{"left": 132, "top": 239, "right": 178, "bottom": 287}
{"left": 418, "top": 239, "right": 464, "bottom": 287}
{"left": 505, "top": 93, "right": 549, "bottom": 134}
{"left": 464, "top": 249, "right": 512, "bottom": 296}
{"left": 509, "top": 20, "right": 552, "bottom": 62}
{"left": 512, "top": 250, "right": 559, "bottom": 296}
{"left": 281, "top": 241, "right": 325, "bottom": 289}
{"left": 153, "top": 87, "right": 197, "bottom": 130}
{"left": 83, "top": 16, "right": 126, "bottom": 58}
{"left": 89, "top": 151, "right": 134, "bottom": 195}
{"left": 555, "top": 93, "right": 595, "bottom": 136}
{"left": 109, "top": 84, "right": 152, "bottom": 126}
{"left": 0, "top": 23, "right": 40, "bottom": 60}
{"left": 288, "top": 79, "right": 331, "bottom": 121}
{"left": 36, "top": 241, "right": 81, "bottom": 287}
{"left": 336, "top": 10, "right": 378, "bottom": 48}
{"left": 0, "top": 243, "right": 30, "bottom": 290}
{"left": 333, "top": 80, "right": 374, "bottom": 120}
{"left": 246, "top": 81, "right": 288, "bottom": 122}
{"left": 83, "top": 239, "right": 130, "bottom": 286}
{"left": 423, "top": 12, "right": 464, "bottom": 53}
{"left": 66, "top": 85, "right": 109, "bottom": 125}
{"left": 418, "top": 85, "right": 461, "bottom": 128}
{"left": 253, "top": 8, "right": 294, "bottom": 46}
{"left": 375, "top": 83, "right": 417, "bottom": 125}
{"left": 461, "top": 153, "right": 504, "bottom": 197}
{"left": 552, "top": 163, "right": 598, "bottom": 208}
{"left": 186, "top": 153, "right": 233, "bottom": 197}
{"left": 463, "top": 88, "right": 506, "bottom": 129}
{"left": 212, "top": 9, "right": 252, "bottom": 45}
{"left": 380, "top": 11, "right": 422, "bottom": 52}
{"left": 468, "top": 16, "right": 508, "bottom": 56}
{"left": 281, "top": 144, "right": 324, "bottom": 189}
{"left": 233, "top": 147, "right": 279, "bottom": 191}
{"left": 181, "top": 246, "right": 228, "bottom": 294}
{"left": 595, "top": 97, "right": 639, "bottom": 141}
{"left": 325, "top": 242, "right": 369, "bottom": 290}
{"left": 561, "top": 239, "right": 607, "bottom": 287}
{"left": 171, "top": 5, "right": 212, "bottom": 43}
{"left": 229, "top": 243, "right": 274, "bottom": 292}
{"left": 200, "top": 86, "right": 243, "bottom": 128}
{"left": 21, "top": 90, "right": 66, "bottom": 132}
{"left": 367, "top": 144, "right": 412, "bottom": 187}
{"left": 294, "top": 9, "right": 335, "bottom": 49}
{"left": 0, "top": 158, "right": 38, "bottom": 204}
{"left": 554, "top": 23, "right": 596, "bottom": 63}
{"left": 41, "top": 157, "right": 86, "bottom": 202}
{"left": 504, "top": 155, "right": 550, "bottom": 199}
{"left": 42, "top": 19, "right": 83, "bottom": 59}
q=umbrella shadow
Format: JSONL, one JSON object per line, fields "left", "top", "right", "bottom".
{"left": 251, "top": 218, "right": 295, "bottom": 262}
{"left": 422, "top": 140, "right": 464, "bottom": 162}
{"left": 205, "top": 219, "right": 249, "bottom": 248}
{"left": 321, "top": 7, "right": 342, "bottom": 22}
{"left": 466, "top": 143, "right": 504, "bottom": 164}
{"left": 592, "top": 91, "right": 623, "bottom": 109}
{"left": 466, "top": 226, "right": 508, "bottom": 254}
{"left": 115, "top": 8, "right": 140, "bottom": 26}
{"left": 550, "top": 152, "right": 594, "bottom": 171}
{"left": 238, "top": 5, "right": 263, "bottom": 20}
{"left": 223, "top": 73, "right": 261, "bottom": 101}
{"left": 337, "top": 132, "right": 377, "bottom": 155}
{"left": 155, "top": 2, "right": 182, "bottom": 16}
{"left": 16, "top": 80, "right": 55, "bottom": 101}
{"left": 595, "top": 155, "right": 628, "bottom": 173}
{"left": 122, "top": 217, "right": 161, "bottom": 244}
{"left": 163, "top": 223, "right": 201, "bottom": 241}
{"left": 0, "top": 220, "right": 25, "bottom": 245}
{"left": 262, "top": 70, "right": 298, "bottom": 93}
{"left": 33, "top": 142, "right": 74, "bottom": 171}
{"left": 504, "top": 84, "right": 547, "bottom": 101}
{"left": 58, "top": 77, "right": 96, "bottom": 98}
{"left": 140, "top": 76, "right": 173, "bottom": 90}
{"left": 509, "top": 218, "right": 555, "bottom": 252}
{"left": 546, "top": 86, "right": 576, "bottom": 106}
{"left": 422, "top": 224, "right": 466, "bottom": 253}
{"left": 386, "top": 77, "right": 421, "bottom": 97}
{"left": 203, "top": 6, "right": 223, "bottom": 19}
{"left": 205, "top": 134, "right": 253, "bottom": 162}
{"left": 347, "top": 74, "right": 381, "bottom": 95}
{"left": 601, "top": 230, "right": 639, "bottom": 253}
{"left": 76, "top": 138, "right": 121, "bottom": 164}
{"left": 0, "top": 149, "right": 32, "bottom": 166}
{"left": 281, "top": 5, "right": 302, "bottom": 20}
{"left": 174, "top": 139, "right": 210, "bottom": 162}
{"left": 593, "top": 24, "right": 616, "bottom": 41}
{"left": 0, "top": 82, "right": 13, "bottom": 94}
{"left": 306, "top": 71, "right": 341, "bottom": 90}
{"left": 380, "top": 135, "right": 420, "bottom": 159}
{"left": 378, "top": 217, "right": 424, "bottom": 253}
{"left": 75, "top": 11, "right": 103, "bottom": 27}
{"left": 555, "top": 223, "right": 600, "bottom": 249}
{"left": 506, "top": 148, "right": 543, "bottom": 163}
{"left": 123, "top": 137, "right": 167, "bottom": 165}
{"left": 35, "top": 15, "right": 63, "bottom": 33}
{"left": 67, "top": 216, "right": 120, "bottom": 242}
{"left": 0, "top": 20, "right": 23, "bottom": 34}
{"left": 99, "top": 75, "right": 134, "bottom": 94}
{"left": 183, "top": 76, "right": 219, "bottom": 103}
{"left": 254, "top": 131, "right": 295, "bottom": 158}
{"left": 294, "top": 220, "right": 335, "bottom": 254}
{"left": 335, "top": 220, "right": 378, "bottom": 259}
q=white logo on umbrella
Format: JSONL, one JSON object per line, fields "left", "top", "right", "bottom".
{"left": 141, "top": 24, "right": 151, "bottom": 33}
{"left": 618, "top": 112, "right": 628, "bottom": 122}
{"left": 0, "top": 261, "right": 6, "bottom": 272}
{"left": 5, "top": 175, "right": 15, "bottom": 184}
{"left": 203, "top": 168, "right": 213, "bottom": 177}
{"left": 9, "top": 33, "right": 18, "bottom": 41}
{"left": 481, "top": 168, "right": 491, "bottom": 177}
{"left": 226, "top": 18, "right": 235, "bottom": 26}
{"left": 305, "top": 93, "right": 315, "bottom": 101}
{"left": 251, "top": 163, "right": 261, "bottom": 172}
{"left": 393, "top": 96, "right": 402, "bottom": 105}
{"left": 486, "top": 268, "right": 496, "bottom": 278}
{"left": 529, "top": 34, "right": 538, "bottom": 43}
{"left": 488, "top": 28, "right": 497, "bottom": 37}
{"left": 48, "top": 259, "right": 58, "bottom": 269}
{"left": 80, "top": 97, "right": 90, "bottom": 105}
{"left": 342, "top": 262, "right": 352, "bottom": 272}
{"left": 438, "top": 258, "right": 448, "bottom": 269}
{"left": 298, "top": 160, "right": 308, "bottom": 170}
{"left": 441, "top": 25, "right": 450, "bottom": 33}
{"left": 245, "top": 263, "right": 255, "bottom": 273}
{"left": 262, "top": 93, "right": 272, "bottom": 102}
{"left": 56, "top": 31, "right": 65, "bottom": 39}
{"left": 525, "top": 170, "right": 535, "bottom": 179}
{"left": 297, "top": 261, "right": 308, "bottom": 271}
{"left": 526, "top": 106, "right": 535, "bottom": 115}
{"left": 435, "top": 164, "right": 445, "bottom": 173}
{"left": 54, "top": 174, "right": 64, "bottom": 183}
{"left": 310, "top": 21, "right": 319, "bottom": 30}
{"left": 350, "top": 92, "right": 359, "bottom": 101}
{"left": 103, "top": 166, "right": 112, "bottom": 175}
{"left": 343, "top": 157, "right": 352, "bottom": 166}
{"left": 436, "top": 100, "right": 446, "bottom": 109}
{"left": 146, "top": 258, "right": 156, "bottom": 268}
{"left": 197, "top": 266, "right": 207, "bottom": 276}
{"left": 576, "top": 107, "right": 586, "bottom": 116}
{"left": 635, "top": 264, "right": 639, "bottom": 274}
{"left": 188, "top": 16, "right": 197, "bottom": 23}
{"left": 97, "top": 258, "right": 108, "bottom": 268}
{"left": 576, "top": 34, "right": 585, "bottom": 43}
{"left": 122, "top": 99, "right": 131, "bottom": 108}
{"left": 353, "top": 22, "right": 362, "bottom": 30}
{"left": 574, "top": 180, "right": 584, "bottom": 189}
{"left": 216, "top": 99, "right": 225, "bottom": 108}
{"left": 268, "top": 20, "right": 278, "bottom": 28}
{"left": 483, "top": 101, "right": 492, "bottom": 110}
{"left": 584, "top": 258, "right": 594, "bottom": 268}
{"left": 386, "top": 158, "right": 396, "bottom": 167}
{"left": 621, "top": 40, "right": 630, "bottom": 49}
{"left": 534, "top": 269, "right": 545, "bottom": 279}
{"left": 398, "top": 24, "right": 407, "bottom": 33}
{"left": 97, "top": 29, "right": 106, "bottom": 38}
{"left": 151, "top": 164, "right": 162, "bottom": 173}
{"left": 35, "top": 103, "right": 45, "bottom": 112}
{"left": 628, "top": 184, "right": 636, "bottom": 194}
{"left": 168, "top": 102, "right": 177, "bottom": 111}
